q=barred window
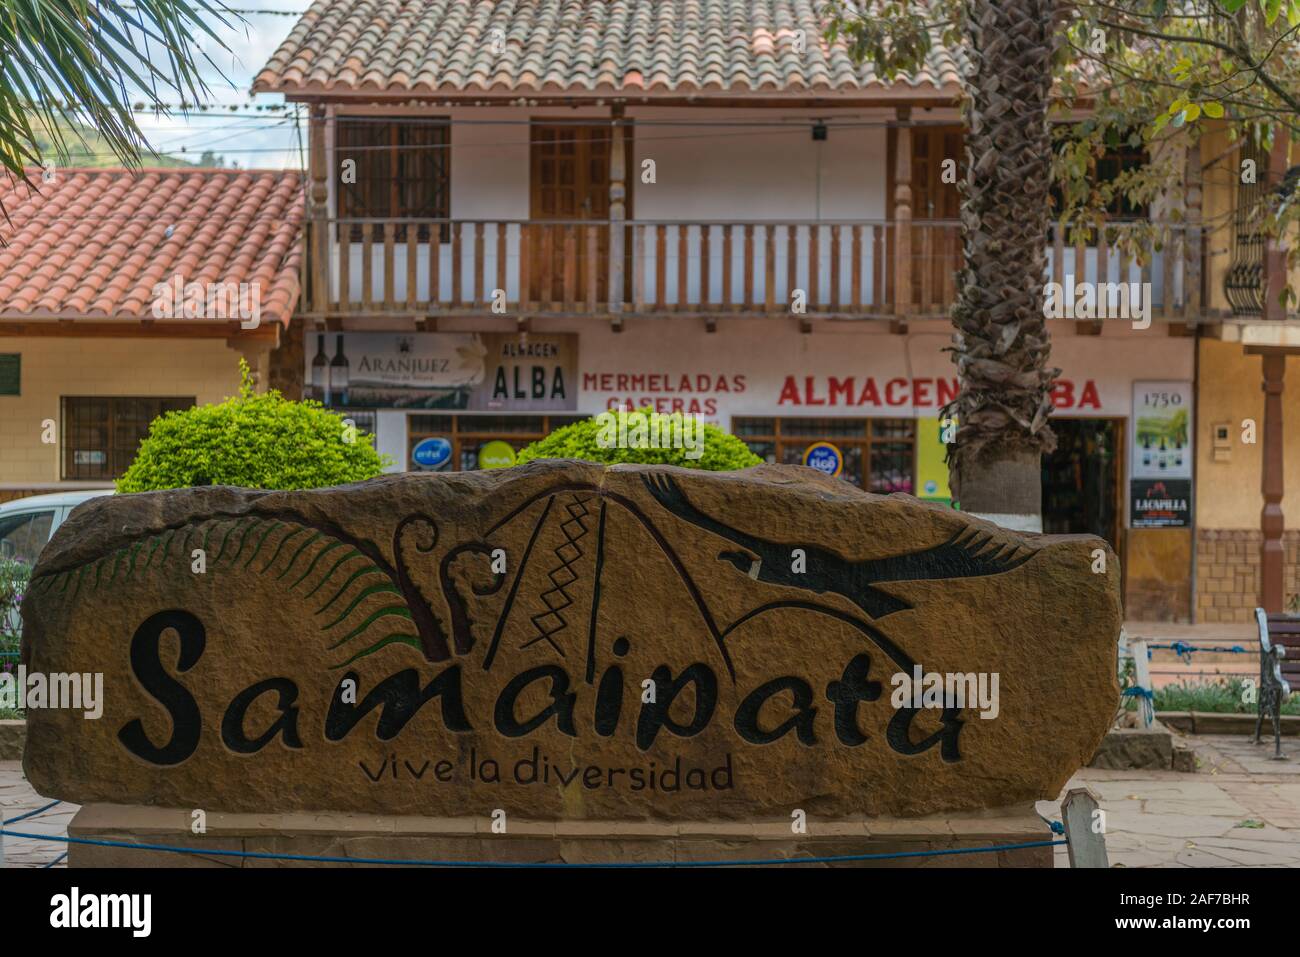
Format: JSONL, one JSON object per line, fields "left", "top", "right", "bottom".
{"left": 61, "top": 396, "right": 193, "bottom": 480}
{"left": 336, "top": 118, "right": 451, "bottom": 242}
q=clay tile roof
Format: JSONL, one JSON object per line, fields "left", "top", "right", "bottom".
{"left": 0, "top": 168, "right": 303, "bottom": 325}
{"left": 253, "top": 0, "right": 965, "bottom": 97}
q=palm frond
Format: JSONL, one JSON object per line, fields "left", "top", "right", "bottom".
{"left": 0, "top": 0, "right": 234, "bottom": 193}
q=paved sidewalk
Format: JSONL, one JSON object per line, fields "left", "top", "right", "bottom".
{"left": 1038, "top": 734, "right": 1300, "bottom": 867}
{"left": 3, "top": 734, "right": 1297, "bottom": 868}
{"left": 0, "top": 761, "right": 76, "bottom": 868}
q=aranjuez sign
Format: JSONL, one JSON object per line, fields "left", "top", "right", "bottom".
{"left": 22, "top": 463, "right": 1119, "bottom": 819}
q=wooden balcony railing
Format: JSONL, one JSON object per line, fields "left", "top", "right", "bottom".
{"left": 1046, "top": 220, "right": 1208, "bottom": 323}
{"left": 302, "top": 216, "right": 1208, "bottom": 322}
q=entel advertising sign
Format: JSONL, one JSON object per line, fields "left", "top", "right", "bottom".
{"left": 577, "top": 324, "right": 1194, "bottom": 424}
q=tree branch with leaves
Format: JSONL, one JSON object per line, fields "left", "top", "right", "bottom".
{"left": 825, "top": 0, "right": 1299, "bottom": 521}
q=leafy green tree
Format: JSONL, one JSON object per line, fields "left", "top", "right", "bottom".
{"left": 826, "top": 0, "right": 1300, "bottom": 257}
{"left": 118, "top": 362, "right": 391, "bottom": 492}
{"left": 517, "top": 409, "right": 763, "bottom": 471}
{"left": 824, "top": 0, "right": 1300, "bottom": 524}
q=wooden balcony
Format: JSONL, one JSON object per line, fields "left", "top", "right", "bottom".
{"left": 301, "top": 216, "right": 1209, "bottom": 325}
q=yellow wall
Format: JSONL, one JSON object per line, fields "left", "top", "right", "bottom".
{"left": 1196, "top": 338, "right": 1300, "bottom": 528}
{"left": 1200, "top": 125, "right": 1236, "bottom": 316}
{"left": 0, "top": 337, "right": 244, "bottom": 487}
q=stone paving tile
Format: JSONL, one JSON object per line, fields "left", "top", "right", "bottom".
{"left": 1101, "top": 810, "right": 1240, "bottom": 839}
{"left": 1083, "top": 775, "right": 1233, "bottom": 798}
{"left": 1194, "top": 734, "right": 1300, "bottom": 773}
{"left": 1035, "top": 736, "right": 1300, "bottom": 867}
{"left": 0, "top": 761, "right": 73, "bottom": 869}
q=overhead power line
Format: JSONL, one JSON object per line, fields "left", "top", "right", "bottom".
{"left": 123, "top": 4, "right": 307, "bottom": 12}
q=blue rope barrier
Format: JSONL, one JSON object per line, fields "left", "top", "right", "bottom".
{"left": 0, "top": 827, "right": 1066, "bottom": 868}
{"left": 2, "top": 800, "right": 62, "bottom": 826}
{"left": 41, "top": 852, "right": 67, "bottom": 869}
{"left": 1145, "top": 642, "right": 1250, "bottom": 663}
{"left": 1122, "top": 685, "right": 1155, "bottom": 723}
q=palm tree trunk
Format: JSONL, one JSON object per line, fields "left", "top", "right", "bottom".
{"left": 944, "top": 0, "right": 1063, "bottom": 532}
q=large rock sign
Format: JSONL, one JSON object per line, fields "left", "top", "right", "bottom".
{"left": 22, "top": 461, "right": 1119, "bottom": 820}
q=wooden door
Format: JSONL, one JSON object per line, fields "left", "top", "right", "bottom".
{"left": 529, "top": 123, "right": 629, "bottom": 305}
{"left": 910, "top": 127, "right": 963, "bottom": 306}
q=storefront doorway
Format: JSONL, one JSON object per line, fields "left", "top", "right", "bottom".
{"left": 1041, "top": 417, "right": 1123, "bottom": 550}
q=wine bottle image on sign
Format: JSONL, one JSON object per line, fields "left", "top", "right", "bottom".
{"left": 330, "top": 334, "right": 350, "bottom": 406}
{"left": 311, "top": 334, "right": 328, "bottom": 403}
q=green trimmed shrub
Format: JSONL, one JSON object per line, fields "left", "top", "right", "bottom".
{"left": 516, "top": 407, "right": 762, "bottom": 471}
{"left": 117, "top": 361, "right": 391, "bottom": 492}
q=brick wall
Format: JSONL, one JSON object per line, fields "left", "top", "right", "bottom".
{"left": 1196, "top": 528, "right": 1300, "bottom": 622}
{"left": 268, "top": 315, "right": 304, "bottom": 400}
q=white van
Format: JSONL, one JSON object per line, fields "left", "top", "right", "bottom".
{"left": 1, "top": 490, "right": 113, "bottom": 636}
{"left": 0, "top": 490, "right": 113, "bottom": 566}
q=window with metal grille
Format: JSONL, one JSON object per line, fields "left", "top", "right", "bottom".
{"left": 1095, "top": 142, "right": 1149, "bottom": 219}
{"left": 336, "top": 117, "right": 451, "bottom": 243}
{"left": 1225, "top": 138, "right": 1266, "bottom": 316}
{"left": 1050, "top": 130, "right": 1150, "bottom": 221}
{"left": 734, "top": 417, "right": 916, "bottom": 494}
{"left": 61, "top": 396, "right": 194, "bottom": 480}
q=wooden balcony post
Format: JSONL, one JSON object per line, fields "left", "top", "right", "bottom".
{"left": 1252, "top": 345, "right": 1287, "bottom": 613}
{"left": 608, "top": 103, "right": 627, "bottom": 329}
{"left": 893, "top": 107, "right": 913, "bottom": 330}
{"left": 1256, "top": 130, "right": 1293, "bottom": 612}
{"left": 308, "top": 104, "right": 330, "bottom": 315}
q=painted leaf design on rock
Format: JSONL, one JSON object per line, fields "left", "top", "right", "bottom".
{"left": 29, "top": 515, "right": 423, "bottom": 668}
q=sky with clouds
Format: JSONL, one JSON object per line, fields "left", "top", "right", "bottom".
{"left": 128, "top": 7, "right": 306, "bottom": 170}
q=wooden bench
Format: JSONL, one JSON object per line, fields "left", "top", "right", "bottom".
{"left": 1254, "top": 608, "right": 1299, "bottom": 758}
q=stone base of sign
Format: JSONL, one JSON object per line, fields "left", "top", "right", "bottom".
{"left": 0, "top": 719, "right": 25, "bottom": 760}
{"left": 1088, "top": 722, "right": 1176, "bottom": 770}
{"left": 66, "top": 803, "right": 1054, "bottom": 868}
